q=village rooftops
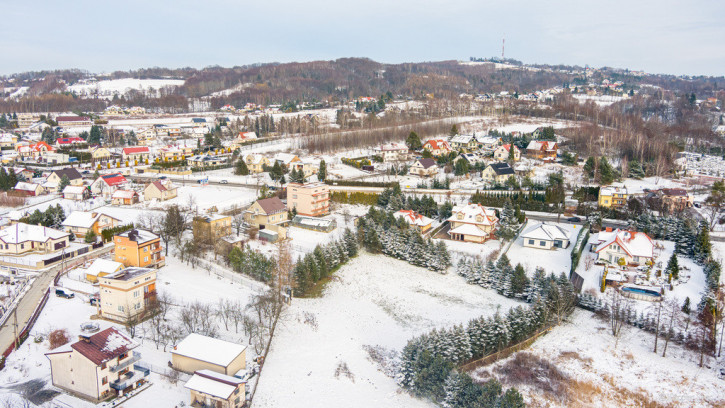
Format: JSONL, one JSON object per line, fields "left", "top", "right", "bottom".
{"left": 417, "top": 158, "right": 437, "bottom": 169}
{"left": 172, "top": 333, "right": 247, "bottom": 367}
{"left": 0, "top": 223, "right": 69, "bottom": 244}
{"left": 122, "top": 146, "right": 150, "bottom": 155}
{"left": 62, "top": 211, "right": 119, "bottom": 229}
{"left": 102, "top": 267, "right": 155, "bottom": 281}
{"left": 117, "top": 229, "right": 159, "bottom": 244}
{"left": 99, "top": 173, "right": 128, "bottom": 186}
{"left": 488, "top": 162, "right": 515, "bottom": 176}
{"left": 184, "top": 370, "right": 246, "bottom": 400}
{"left": 84, "top": 259, "right": 123, "bottom": 277}
{"left": 521, "top": 222, "right": 569, "bottom": 241}
{"left": 64, "top": 328, "right": 138, "bottom": 366}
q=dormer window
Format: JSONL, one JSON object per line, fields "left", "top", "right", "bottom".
{"left": 457, "top": 214, "right": 463, "bottom": 220}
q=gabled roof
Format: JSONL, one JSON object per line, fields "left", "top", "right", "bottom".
{"left": 447, "top": 204, "right": 498, "bottom": 226}
{"left": 450, "top": 135, "right": 474, "bottom": 144}
{"left": 63, "top": 185, "right": 87, "bottom": 194}
{"left": 0, "top": 223, "right": 69, "bottom": 244}
{"left": 256, "top": 196, "right": 286, "bottom": 215}
{"left": 184, "top": 370, "right": 245, "bottom": 400}
{"left": 499, "top": 144, "right": 518, "bottom": 152}
{"left": 69, "top": 328, "right": 138, "bottom": 366}
{"left": 521, "top": 222, "right": 569, "bottom": 241}
{"left": 112, "top": 189, "right": 138, "bottom": 199}
{"left": 594, "top": 229, "right": 654, "bottom": 259}
{"left": 51, "top": 167, "right": 83, "bottom": 181}
{"left": 172, "top": 333, "right": 247, "bottom": 367}
{"left": 395, "top": 210, "right": 433, "bottom": 227}
{"left": 148, "top": 181, "right": 167, "bottom": 192}
{"left": 99, "top": 173, "right": 128, "bottom": 186}
{"left": 417, "top": 158, "right": 437, "bottom": 169}
{"left": 526, "top": 141, "right": 557, "bottom": 151}
{"left": 424, "top": 139, "right": 451, "bottom": 150}
{"left": 62, "top": 211, "right": 119, "bottom": 228}
{"left": 56, "top": 115, "right": 89, "bottom": 122}
{"left": 84, "top": 258, "right": 123, "bottom": 277}
{"left": 488, "top": 162, "right": 515, "bottom": 176}
{"left": 122, "top": 146, "right": 150, "bottom": 155}
{"left": 13, "top": 182, "right": 41, "bottom": 192}
{"left": 117, "top": 229, "right": 159, "bottom": 244}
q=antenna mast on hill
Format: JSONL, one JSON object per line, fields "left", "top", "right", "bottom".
{"left": 502, "top": 34, "right": 505, "bottom": 60}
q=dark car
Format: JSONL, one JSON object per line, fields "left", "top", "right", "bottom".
{"left": 55, "top": 288, "right": 74, "bottom": 299}
{"left": 568, "top": 216, "right": 582, "bottom": 223}
{"left": 220, "top": 180, "right": 229, "bottom": 184}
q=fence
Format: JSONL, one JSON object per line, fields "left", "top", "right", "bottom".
{"left": 458, "top": 326, "right": 553, "bottom": 372}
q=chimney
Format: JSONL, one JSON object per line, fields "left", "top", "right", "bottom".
{"left": 78, "top": 334, "right": 91, "bottom": 343}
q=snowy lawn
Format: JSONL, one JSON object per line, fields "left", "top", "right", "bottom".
{"left": 505, "top": 221, "right": 583, "bottom": 277}
{"left": 474, "top": 309, "right": 725, "bottom": 407}
{"left": 148, "top": 184, "right": 258, "bottom": 212}
{"left": 253, "top": 253, "right": 520, "bottom": 408}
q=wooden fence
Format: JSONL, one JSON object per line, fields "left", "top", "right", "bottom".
{"left": 458, "top": 326, "right": 553, "bottom": 372}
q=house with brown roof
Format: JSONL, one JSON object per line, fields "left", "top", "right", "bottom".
{"left": 144, "top": 180, "right": 178, "bottom": 201}
{"left": 244, "top": 197, "right": 288, "bottom": 240}
{"left": 47, "top": 168, "right": 84, "bottom": 192}
{"left": 525, "top": 141, "right": 558, "bottom": 161}
{"left": 184, "top": 370, "right": 247, "bottom": 408}
{"left": 409, "top": 158, "right": 439, "bottom": 177}
{"left": 658, "top": 188, "right": 693, "bottom": 213}
{"left": 45, "top": 328, "right": 149, "bottom": 402}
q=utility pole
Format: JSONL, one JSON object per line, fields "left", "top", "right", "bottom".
{"left": 13, "top": 307, "right": 18, "bottom": 349}
{"left": 502, "top": 33, "right": 505, "bottom": 60}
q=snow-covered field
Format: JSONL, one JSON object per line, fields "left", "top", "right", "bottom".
{"left": 67, "top": 78, "right": 185, "bottom": 99}
{"left": 475, "top": 309, "right": 725, "bottom": 407}
{"left": 572, "top": 94, "right": 628, "bottom": 106}
{"left": 147, "top": 184, "right": 259, "bottom": 212}
{"left": 253, "top": 253, "right": 520, "bottom": 408}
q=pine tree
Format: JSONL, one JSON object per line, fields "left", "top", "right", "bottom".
{"left": 234, "top": 158, "right": 249, "bottom": 175}
{"left": 510, "top": 264, "right": 529, "bottom": 296}
{"left": 665, "top": 253, "right": 679, "bottom": 280}
{"left": 318, "top": 159, "right": 327, "bottom": 181}
{"left": 628, "top": 160, "right": 645, "bottom": 179}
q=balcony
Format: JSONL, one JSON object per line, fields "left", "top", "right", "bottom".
{"left": 110, "top": 363, "right": 149, "bottom": 391}
{"left": 110, "top": 351, "right": 141, "bottom": 373}
{"left": 143, "top": 290, "right": 157, "bottom": 300}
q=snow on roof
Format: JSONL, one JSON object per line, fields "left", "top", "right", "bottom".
{"left": 449, "top": 223, "right": 488, "bottom": 237}
{"left": 244, "top": 153, "right": 267, "bottom": 164}
{"left": 184, "top": 369, "right": 245, "bottom": 400}
{"left": 122, "top": 146, "right": 150, "bottom": 155}
{"left": 112, "top": 189, "right": 138, "bottom": 199}
{"left": 424, "top": 139, "right": 451, "bottom": 150}
{"left": 0, "top": 223, "right": 69, "bottom": 244}
{"left": 450, "top": 135, "right": 474, "bottom": 143}
{"left": 66, "top": 327, "right": 138, "bottom": 365}
{"left": 521, "top": 222, "right": 569, "bottom": 242}
{"left": 475, "top": 135, "right": 501, "bottom": 144}
{"left": 447, "top": 204, "right": 498, "bottom": 226}
{"left": 13, "top": 182, "right": 40, "bottom": 191}
{"left": 117, "top": 229, "right": 159, "bottom": 244}
{"left": 63, "top": 185, "right": 86, "bottom": 194}
{"left": 99, "top": 173, "right": 128, "bottom": 186}
{"left": 600, "top": 185, "right": 627, "bottom": 196}
{"left": 375, "top": 142, "right": 407, "bottom": 151}
{"left": 394, "top": 210, "right": 433, "bottom": 227}
{"left": 595, "top": 229, "right": 654, "bottom": 258}
{"left": 273, "top": 153, "right": 299, "bottom": 164}
{"left": 62, "top": 211, "right": 118, "bottom": 228}
{"left": 84, "top": 259, "right": 123, "bottom": 277}
{"left": 526, "top": 141, "right": 557, "bottom": 151}
{"left": 172, "top": 333, "right": 247, "bottom": 367}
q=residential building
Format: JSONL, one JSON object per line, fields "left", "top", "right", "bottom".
{"left": 184, "top": 370, "right": 247, "bottom": 408}
{"left": 520, "top": 222, "right": 570, "bottom": 249}
{"left": 244, "top": 197, "right": 288, "bottom": 228}
{"left": 114, "top": 229, "right": 164, "bottom": 268}
{"left": 171, "top": 333, "right": 247, "bottom": 376}
{"left": 422, "top": 139, "right": 452, "bottom": 156}
{"left": 593, "top": 228, "right": 654, "bottom": 266}
{"left": 394, "top": 210, "right": 434, "bottom": 233}
{"left": 409, "top": 158, "right": 438, "bottom": 177}
{"left": 143, "top": 180, "right": 178, "bottom": 201}
{"left": 121, "top": 146, "right": 151, "bottom": 162}
{"left": 598, "top": 185, "right": 628, "bottom": 208}
{"left": 62, "top": 211, "right": 121, "bottom": 239}
{"left": 192, "top": 214, "right": 232, "bottom": 244}
{"left": 55, "top": 137, "right": 86, "bottom": 148}
{"left": 475, "top": 135, "right": 502, "bottom": 152}
{"left": 111, "top": 190, "right": 139, "bottom": 205}
{"left": 47, "top": 168, "right": 84, "bottom": 192}
{"left": 454, "top": 153, "right": 486, "bottom": 167}
{"left": 55, "top": 115, "right": 92, "bottom": 127}
{"left": 91, "top": 173, "right": 129, "bottom": 197}
{"left": 658, "top": 188, "right": 694, "bottom": 213}
{"left": 84, "top": 258, "right": 124, "bottom": 283}
{"left": 16, "top": 141, "right": 54, "bottom": 159}
{"left": 449, "top": 135, "right": 478, "bottom": 151}
{"left": 0, "top": 133, "right": 18, "bottom": 147}
{"left": 493, "top": 144, "right": 520, "bottom": 161}
{"left": 90, "top": 146, "right": 112, "bottom": 161}
{"left": 0, "top": 223, "right": 70, "bottom": 255}
{"left": 13, "top": 181, "right": 44, "bottom": 196}
{"left": 45, "top": 328, "right": 148, "bottom": 402}
{"left": 98, "top": 267, "right": 157, "bottom": 322}
{"left": 16, "top": 113, "right": 41, "bottom": 128}
{"left": 447, "top": 204, "right": 498, "bottom": 243}
{"left": 373, "top": 143, "right": 408, "bottom": 162}
{"left": 63, "top": 185, "right": 90, "bottom": 201}
{"left": 244, "top": 154, "right": 270, "bottom": 173}
{"left": 188, "top": 154, "right": 229, "bottom": 168}
{"left": 273, "top": 153, "right": 301, "bottom": 168}
{"left": 287, "top": 182, "right": 330, "bottom": 216}
{"left": 481, "top": 162, "right": 515, "bottom": 184}
{"left": 525, "top": 141, "right": 558, "bottom": 160}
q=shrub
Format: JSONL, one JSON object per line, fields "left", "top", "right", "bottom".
{"left": 49, "top": 329, "right": 70, "bottom": 349}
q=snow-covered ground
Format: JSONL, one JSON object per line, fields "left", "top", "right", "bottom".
{"left": 572, "top": 94, "right": 628, "bottom": 106}
{"left": 505, "top": 221, "right": 582, "bottom": 277}
{"left": 475, "top": 309, "right": 725, "bottom": 408}
{"left": 147, "top": 184, "right": 259, "bottom": 212}
{"left": 67, "top": 78, "right": 185, "bottom": 99}
{"left": 253, "top": 253, "right": 521, "bottom": 408}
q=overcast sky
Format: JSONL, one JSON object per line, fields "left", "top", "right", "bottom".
{"left": 1, "top": 0, "right": 723, "bottom": 76}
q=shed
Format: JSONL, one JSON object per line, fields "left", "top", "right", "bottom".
{"left": 171, "top": 333, "right": 247, "bottom": 375}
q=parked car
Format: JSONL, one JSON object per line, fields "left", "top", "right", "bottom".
{"left": 55, "top": 288, "right": 74, "bottom": 299}
{"left": 220, "top": 180, "right": 229, "bottom": 184}
{"left": 568, "top": 216, "right": 582, "bottom": 223}
{"left": 90, "top": 296, "right": 99, "bottom": 306}
{"left": 159, "top": 176, "right": 167, "bottom": 180}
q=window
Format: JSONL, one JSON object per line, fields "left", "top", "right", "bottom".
{"left": 133, "top": 290, "right": 140, "bottom": 298}
{"left": 118, "top": 305, "right": 124, "bottom": 312}
{"left": 528, "top": 239, "right": 534, "bottom": 245}
{"left": 102, "top": 377, "right": 108, "bottom": 385}
{"left": 144, "top": 257, "right": 148, "bottom": 262}
{"left": 540, "top": 241, "right": 546, "bottom": 246}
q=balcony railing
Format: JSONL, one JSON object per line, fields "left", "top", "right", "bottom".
{"left": 110, "top": 362, "right": 149, "bottom": 390}
{"left": 109, "top": 351, "right": 141, "bottom": 373}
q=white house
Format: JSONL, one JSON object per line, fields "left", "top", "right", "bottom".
{"left": 394, "top": 210, "right": 434, "bottom": 233}
{"left": 520, "top": 222, "right": 570, "bottom": 249}
{"left": 447, "top": 204, "right": 498, "bottom": 243}
{"left": 373, "top": 143, "right": 408, "bottom": 162}
{"left": 409, "top": 158, "right": 438, "bottom": 177}
{"left": 593, "top": 228, "right": 654, "bottom": 266}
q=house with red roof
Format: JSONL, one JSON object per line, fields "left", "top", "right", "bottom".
{"left": 121, "top": 146, "right": 151, "bottom": 162}
{"left": 525, "top": 141, "right": 558, "bottom": 161}
{"left": 593, "top": 228, "right": 654, "bottom": 266}
{"left": 55, "top": 137, "right": 86, "bottom": 147}
{"left": 447, "top": 204, "right": 499, "bottom": 243}
{"left": 395, "top": 210, "right": 434, "bottom": 233}
{"left": 90, "top": 173, "right": 129, "bottom": 198}
{"left": 144, "top": 180, "right": 178, "bottom": 201}
{"left": 16, "top": 141, "right": 54, "bottom": 159}
{"left": 423, "top": 139, "right": 452, "bottom": 156}
{"left": 493, "top": 144, "right": 520, "bottom": 161}
{"left": 45, "top": 328, "right": 149, "bottom": 402}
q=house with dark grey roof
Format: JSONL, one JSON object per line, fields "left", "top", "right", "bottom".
{"left": 482, "top": 162, "right": 516, "bottom": 184}
{"left": 410, "top": 158, "right": 439, "bottom": 177}
{"left": 45, "top": 328, "right": 149, "bottom": 402}
{"left": 46, "top": 167, "right": 84, "bottom": 192}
